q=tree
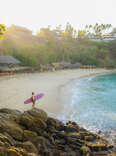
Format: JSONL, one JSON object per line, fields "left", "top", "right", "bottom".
{"left": 83, "top": 23, "right": 112, "bottom": 38}
{"left": 53, "top": 25, "right": 62, "bottom": 36}
{"left": 0, "top": 24, "right": 6, "bottom": 39}
{"left": 62, "top": 23, "right": 75, "bottom": 38}
{"left": 37, "top": 26, "right": 58, "bottom": 41}
{"left": 112, "top": 27, "right": 116, "bottom": 32}
{"left": 78, "top": 30, "right": 86, "bottom": 38}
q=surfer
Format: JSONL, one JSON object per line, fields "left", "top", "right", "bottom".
{"left": 24, "top": 92, "right": 44, "bottom": 106}
{"left": 32, "top": 92, "right": 35, "bottom": 109}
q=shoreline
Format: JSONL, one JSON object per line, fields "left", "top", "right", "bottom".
{"left": 1, "top": 68, "right": 116, "bottom": 146}
{"left": 56, "top": 68, "right": 116, "bottom": 117}
{"left": 0, "top": 68, "right": 116, "bottom": 117}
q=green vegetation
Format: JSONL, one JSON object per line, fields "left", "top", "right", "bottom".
{"left": 0, "top": 24, "right": 116, "bottom": 68}
{"left": 0, "top": 24, "right": 6, "bottom": 39}
{"left": 78, "top": 23, "right": 112, "bottom": 39}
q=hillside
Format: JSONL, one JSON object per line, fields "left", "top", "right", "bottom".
{"left": 0, "top": 25, "right": 46, "bottom": 48}
{"left": 0, "top": 25, "right": 116, "bottom": 67}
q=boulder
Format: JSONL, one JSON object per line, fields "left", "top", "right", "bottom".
{"left": 7, "top": 151, "right": 20, "bottom": 156}
{"left": 32, "top": 136, "right": 50, "bottom": 147}
{"left": 23, "top": 130, "right": 38, "bottom": 141}
{"left": 0, "top": 108, "right": 21, "bottom": 115}
{"left": 66, "top": 136, "right": 83, "bottom": 147}
{"left": 85, "top": 142, "right": 113, "bottom": 151}
{"left": 0, "top": 119, "right": 23, "bottom": 141}
{"left": 16, "top": 141, "right": 38, "bottom": 154}
{"left": 65, "top": 151, "right": 79, "bottom": 156}
{"left": 59, "top": 152, "right": 67, "bottom": 156}
{"left": 0, "top": 147, "right": 8, "bottom": 156}
{"left": 66, "top": 121, "right": 80, "bottom": 131}
{"left": 80, "top": 145, "right": 91, "bottom": 155}
{"left": 0, "top": 133, "right": 15, "bottom": 147}
{"left": 25, "top": 108, "right": 48, "bottom": 121}
{"left": 84, "top": 135, "right": 98, "bottom": 142}
{"left": 0, "top": 108, "right": 22, "bottom": 122}
{"left": 47, "top": 117, "right": 64, "bottom": 131}
{"left": 28, "top": 154, "right": 38, "bottom": 156}
{"left": 64, "top": 125, "right": 78, "bottom": 133}
{"left": 3, "top": 132, "right": 16, "bottom": 145}
{"left": 19, "top": 114, "right": 47, "bottom": 132}
{"left": 7, "top": 146, "right": 28, "bottom": 156}
{"left": 93, "top": 151, "right": 110, "bottom": 156}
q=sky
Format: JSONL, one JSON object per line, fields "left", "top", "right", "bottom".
{"left": 0, "top": 0, "right": 116, "bottom": 34}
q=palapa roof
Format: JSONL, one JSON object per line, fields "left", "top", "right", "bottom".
{"left": 0, "top": 56, "right": 20, "bottom": 64}
{"left": 52, "top": 61, "right": 71, "bottom": 67}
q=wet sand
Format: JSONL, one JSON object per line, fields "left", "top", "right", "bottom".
{"left": 0, "top": 69, "right": 115, "bottom": 116}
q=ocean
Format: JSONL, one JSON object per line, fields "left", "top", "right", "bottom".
{"left": 59, "top": 73, "right": 116, "bottom": 133}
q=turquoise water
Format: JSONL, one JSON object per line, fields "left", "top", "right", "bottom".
{"left": 61, "top": 73, "right": 116, "bottom": 132}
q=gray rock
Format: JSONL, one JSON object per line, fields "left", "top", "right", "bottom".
{"left": 25, "top": 108, "right": 48, "bottom": 121}
{"left": 0, "top": 119, "right": 23, "bottom": 141}
{"left": 16, "top": 141, "right": 38, "bottom": 154}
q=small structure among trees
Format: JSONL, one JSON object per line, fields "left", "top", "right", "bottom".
{"left": 51, "top": 61, "right": 81, "bottom": 70}
{"left": 51, "top": 61, "right": 71, "bottom": 70}
{"left": 0, "top": 55, "right": 21, "bottom": 68}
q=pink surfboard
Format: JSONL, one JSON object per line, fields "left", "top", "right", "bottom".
{"left": 24, "top": 93, "right": 44, "bottom": 104}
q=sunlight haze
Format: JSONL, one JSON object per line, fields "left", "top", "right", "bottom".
{"left": 1, "top": 0, "right": 116, "bottom": 33}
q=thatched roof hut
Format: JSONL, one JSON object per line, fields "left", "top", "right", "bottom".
{"left": 60, "top": 61, "right": 72, "bottom": 68}
{"left": 0, "top": 56, "right": 20, "bottom": 66}
{"left": 51, "top": 61, "right": 81, "bottom": 69}
{"left": 51, "top": 61, "right": 71, "bottom": 69}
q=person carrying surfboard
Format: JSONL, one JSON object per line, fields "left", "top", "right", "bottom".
{"left": 24, "top": 92, "right": 44, "bottom": 107}
{"left": 32, "top": 92, "right": 35, "bottom": 109}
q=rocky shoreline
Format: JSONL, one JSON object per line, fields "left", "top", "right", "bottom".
{"left": 99, "top": 130, "right": 116, "bottom": 150}
{"left": 0, "top": 108, "right": 115, "bottom": 156}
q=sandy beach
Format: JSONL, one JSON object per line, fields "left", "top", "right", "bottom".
{"left": 0, "top": 68, "right": 115, "bottom": 116}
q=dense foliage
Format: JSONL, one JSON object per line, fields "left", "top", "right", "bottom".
{"left": 0, "top": 24, "right": 6, "bottom": 39}
{"left": 78, "top": 23, "right": 112, "bottom": 38}
{"left": 0, "top": 24, "right": 116, "bottom": 68}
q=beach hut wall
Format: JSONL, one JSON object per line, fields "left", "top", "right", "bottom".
{"left": 51, "top": 63, "right": 63, "bottom": 69}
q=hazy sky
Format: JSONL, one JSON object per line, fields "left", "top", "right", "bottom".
{"left": 1, "top": 0, "right": 115, "bottom": 33}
